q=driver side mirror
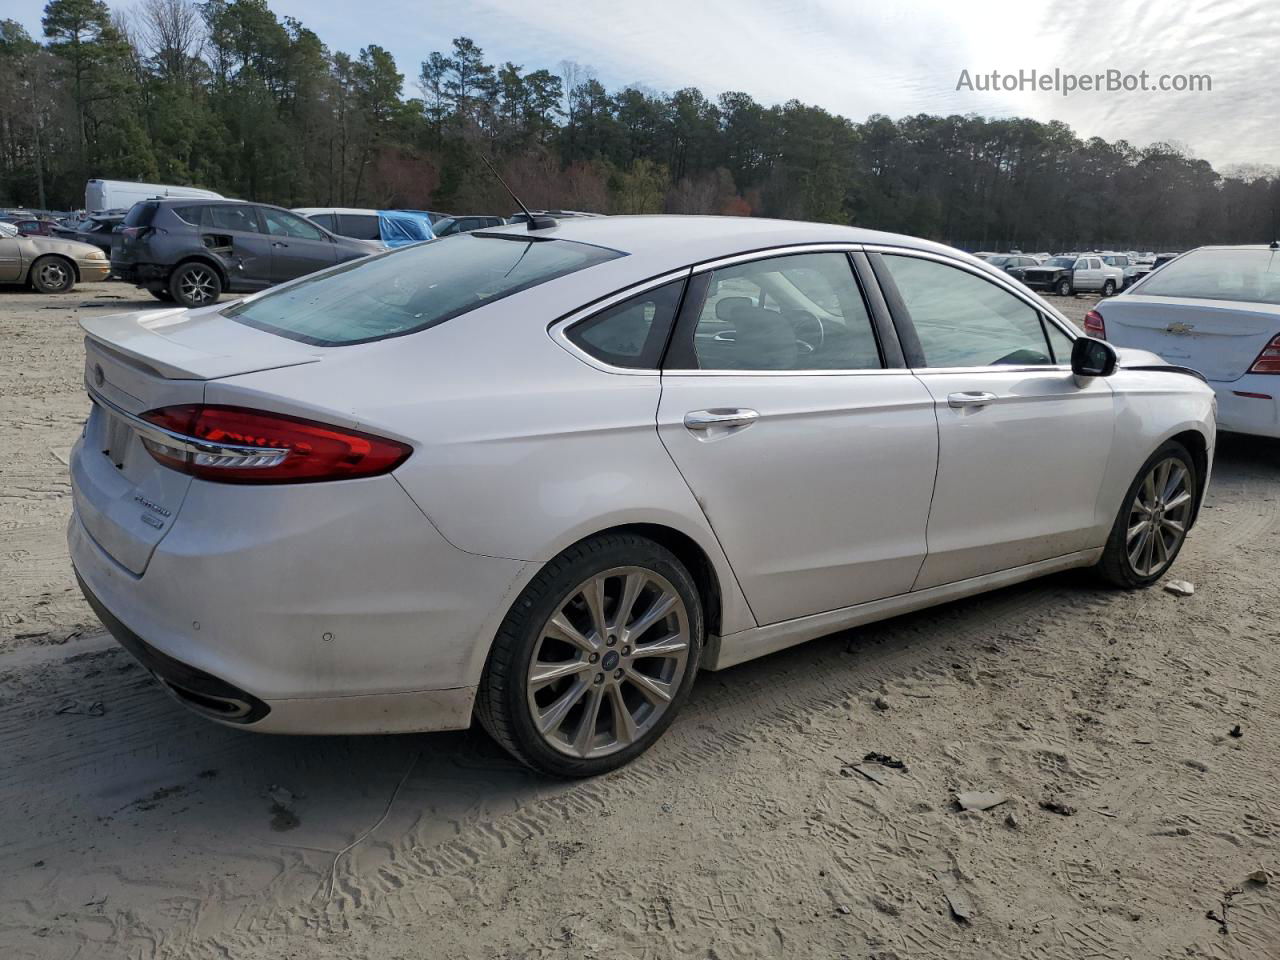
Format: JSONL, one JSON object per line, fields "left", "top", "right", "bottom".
{"left": 1071, "top": 336, "right": 1117, "bottom": 377}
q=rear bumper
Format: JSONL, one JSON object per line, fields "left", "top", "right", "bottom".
{"left": 67, "top": 465, "right": 531, "bottom": 734}
{"left": 1211, "top": 375, "right": 1280, "bottom": 438}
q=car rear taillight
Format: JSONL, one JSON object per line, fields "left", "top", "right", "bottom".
{"left": 139, "top": 405, "right": 412, "bottom": 483}
{"left": 1083, "top": 309, "right": 1105, "bottom": 338}
{"left": 1248, "top": 334, "right": 1280, "bottom": 374}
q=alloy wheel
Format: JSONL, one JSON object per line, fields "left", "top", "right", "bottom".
{"left": 1126, "top": 456, "right": 1193, "bottom": 577}
{"left": 526, "top": 566, "right": 691, "bottom": 759}
{"left": 180, "top": 268, "right": 216, "bottom": 304}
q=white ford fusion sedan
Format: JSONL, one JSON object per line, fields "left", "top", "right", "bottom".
{"left": 69, "top": 216, "right": 1216, "bottom": 777}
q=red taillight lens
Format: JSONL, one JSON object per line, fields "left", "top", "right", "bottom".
{"left": 1249, "top": 334, "right": 1280, "bottom": 374}
{"left": 120, "top": 226, "right": 149, "bottom": 239}
{"left": 139, "top": 405, "right": 411, "bottom": 483}
{"left": 1083, "top": 309, "right": 1106, "bottom": 338}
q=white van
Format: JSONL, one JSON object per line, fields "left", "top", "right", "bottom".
{"left": 84, "top": 179, "right": 223, "bottom": 213}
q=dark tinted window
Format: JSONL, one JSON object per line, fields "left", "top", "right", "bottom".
{"left": 335, "top": 214, "right": 380, "bottom": 240}
{"left": 124, "top": 202, "right": 159, "bottom": 227}
{"left": 681, "top": 253, "right": 881, "bottom": 370}
{"left": 224, "top": 234, "right": 624, "bottom": 346}
{"left": 882, "top": 255, "right": 1053, "bottom": 367}
{"left": 261, "top": 207, "right": 326, "bottom": 241}
{"left": 567, "top": 280, "right": 684, "bottom": 369}
{"left": 172, "top": 205, "right": 203, "bottom": 224}
{"left": 307, "top": 213, "right": 336, "bottom": 230}
{"left": 203, "top": 204, "right": 260, "bottom": 233}
{"left": 431, "top": 217, "right": 461, "bottom": 236}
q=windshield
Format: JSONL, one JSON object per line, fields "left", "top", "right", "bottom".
{"left": 986, "top": 256, "right": 1010, "bottom": 266}
{"left": 0, "top": 222, "right": 17, "bottom": 238}
{"left": 1138, "top": 249, "right": 1280, "bottom": 305}
{"left": 224, "top": 233, "right": 625, "bottom": 346}
{"left": 1044, "top": 257, "right": 1074, "bottom": 268}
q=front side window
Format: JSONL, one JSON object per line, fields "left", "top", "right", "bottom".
{"left": 262, "top": 208, "right": 326, "bottom": 241}
{"left": 224, "top": 234, "right": 624, "bottom": 346}
{"left": 881, "top": 255, "right": 1055, "bottom": 368}
{"left": 1137, "top": 248, "right": 1280, "bottom": 305}
{"left": 679, "top": 252, "right": 881, "bottom": 371}
{"left": 567, "top": 279, "right": 684, "bottom": 369}
{"left": 203, "top": 204, "right": 259, "bottom": 233}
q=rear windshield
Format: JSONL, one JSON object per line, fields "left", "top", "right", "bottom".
{"left": 124, "top": 202, "right": 158, "bottom": 227}
{"left": 223, "top": 233, "right": 625, "bottom": 346}
{"left": 335, "top": 213, "right": 380, "bottom": 239}
{"left": 1138, "top": 249, "right": 1280, "bottom": 305}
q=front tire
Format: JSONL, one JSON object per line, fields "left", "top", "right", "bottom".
{"left": 1096, "top": 440, "right": 1198, "bottom": 588}
{"left": 476, "top": 533, "right": 704, "bottom": 778}
{"left": 148, "top": 287, "right": 174, "bottom": 302}
{"left": 169, "top": 262, "right": 222, "bottom": 308}
{"left": 1056, "top": 277, "right": 1073, "bottom": 296}
{"left": 30, "top": 256, "right": 75, "bottom": 293}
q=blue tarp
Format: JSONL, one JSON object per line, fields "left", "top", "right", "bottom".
{"left": 377, "top": 210, "right": 435, "bottom": 247}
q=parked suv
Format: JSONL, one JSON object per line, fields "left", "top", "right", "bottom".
{"left": 1020, "top": 255, "right": 1125, "bottom": 296}
{"left": 111, "top": 199, "right": 378, "bottom": 307}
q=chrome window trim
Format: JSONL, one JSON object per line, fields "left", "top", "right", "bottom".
{"left": 674, "top": 243, "right": 895, "bottom": 376}
{"left": 547, "top": 268, "right": 691, "bottom": 376}
{"left": 86, "top": 383, "right": 291, "bottom": 460}
{"left": 864, "top": 243, "right": 1083, "bottom": 371}
{"left": 690, "top": 242, "right": 865, "bottom": 273}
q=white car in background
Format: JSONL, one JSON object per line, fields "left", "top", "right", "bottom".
{"left": 1089, "top": 243, "right": 1280, "bottom": 437}
{"left": 68, "top": 217, "right": 1215, "bottom": 777}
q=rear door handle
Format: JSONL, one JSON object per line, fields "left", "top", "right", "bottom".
{"left": 947, "top": 391, "right": 999, "bottom": 408}
{"left": 684, "top": 408, "right": 760, "bottom": 431}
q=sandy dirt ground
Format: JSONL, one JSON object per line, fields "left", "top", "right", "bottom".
{"left": 2, "top": 282, "right": 1279, "bottom": 960}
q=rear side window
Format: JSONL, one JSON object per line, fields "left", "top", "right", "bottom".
{"left": 307, "top": 213, "right": 336, "bottom": 230}
{"left": 172, "top": 205, "right": 203, "bottom": 225}
{"left": 675, "top": 252, "right": 881, "bottom": 371}
{"left": 202, "top": 205, "right": 259, "bottom": 233}
{"left": 567, "top": 280, "right": 684, "bottom": 369}
{"left": 336, "top": 214, "right": 380, "bottom": 240}
{"left": 224, "top": 234, "right": 624, "bottom": 346}
{"left": 124, "top": 202, "right": 158, "bottom": 227}
{"left": 1138, "top": 249, "right": 1280, "bottom": 305}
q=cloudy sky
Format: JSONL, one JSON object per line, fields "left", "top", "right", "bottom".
{"left": 11, "top": 0, "right": 1273, "bottom": 169}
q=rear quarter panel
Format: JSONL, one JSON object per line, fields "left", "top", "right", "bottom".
{"left": 205, "top": 276, "right": 758, "bottom": 640}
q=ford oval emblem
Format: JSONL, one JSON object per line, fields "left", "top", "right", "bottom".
{"left": 93, "top": 363, "right": 105, "bottom": 387}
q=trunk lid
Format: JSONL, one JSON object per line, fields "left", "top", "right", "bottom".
{"left": 1096, "top": 295, "right": 1280, "bottom": 381}
{"left": 73, "top": 306, "right": 323, "bottom": 574}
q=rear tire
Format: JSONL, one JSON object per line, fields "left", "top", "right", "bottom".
{"left": 1056, "top": 277, "right": 1073, "bottom": 296}
{"left": 169, "top": 262, "right": 222, "bottom": 308}
{"left": 1096, "top": 440, "right": 1198, "bottom": 589}
{"left": 476, "top": 533, "right": 704, "bottom": 778}
{"left": 30, "top": 256, "right": 74, "bottom": 294}
{"left": 1102, "top": 279, "right": 1117, "bottom": 296}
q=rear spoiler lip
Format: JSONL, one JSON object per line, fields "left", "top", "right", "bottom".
{"left": 1120, "top": 362, "right": 1209, "bottom": 383}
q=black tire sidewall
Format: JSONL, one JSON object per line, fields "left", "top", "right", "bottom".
{"left": 169, "top": 262, "right": 222, "bottom": 308}
{"left": 1057, "top": 278, "right": 1072, "bottom": 296}
{"left": 1103, "top": 280, "right": 1116, "bottom": 296}
{"left": 484, "top": 535, "right": 704, "bottom": 778}
{"left": 1098, "top": 440, "right": 1197, "bottom": 588}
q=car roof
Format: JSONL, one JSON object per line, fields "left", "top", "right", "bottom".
{"left": 292, "top": 207, "right": 380, "bottom": 216}
{"left": 477, "top": 215, "right": 978, "bottom": 276}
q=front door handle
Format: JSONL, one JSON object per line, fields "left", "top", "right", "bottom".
{"left": 272, "top": 241, "right": 289, "bottom": 248}
{"left": 684, "top": 408, "right": 760, "bottom": 431}
{"left": 947, "top": 391, "right": 999, "bottom": 408}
